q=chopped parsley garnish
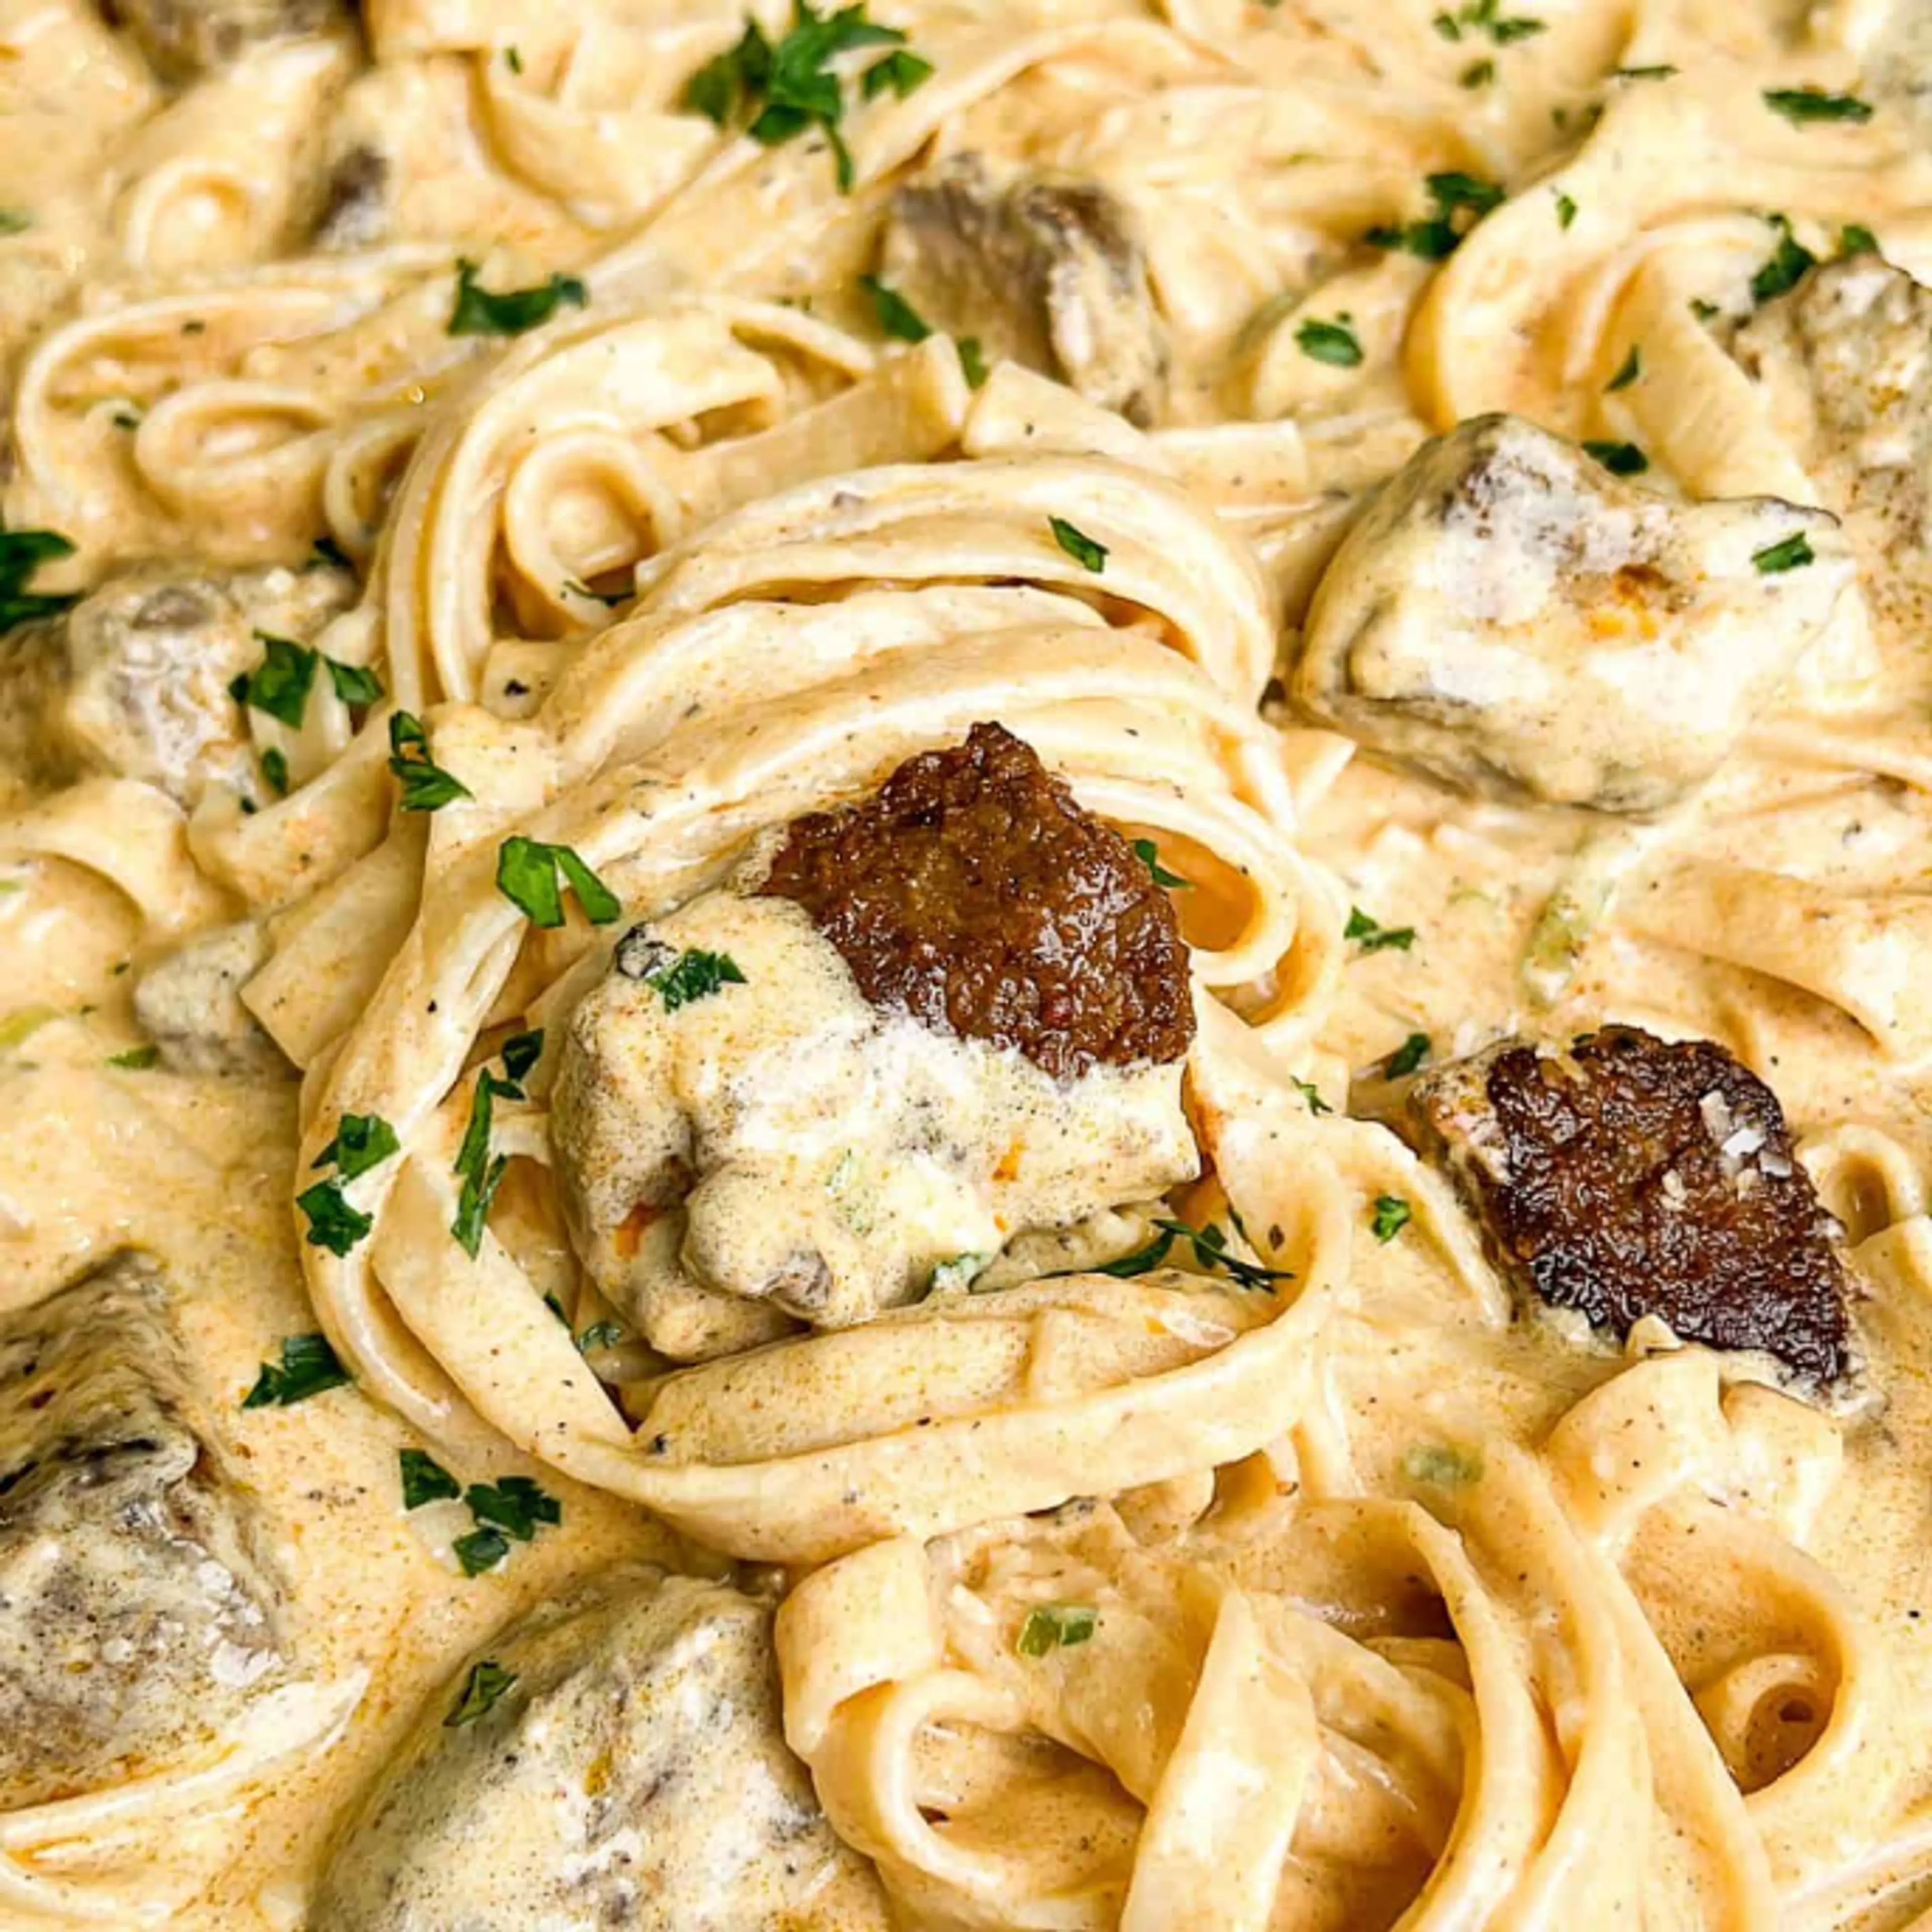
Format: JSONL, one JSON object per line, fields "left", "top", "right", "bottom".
{"left": 859, "top": 273, "right": 931, "bottom": 342}
{"left": 1690, "top": 297, "right": 1721, "bottom": 321}
{"left": 1604, "top": 344, "right": 1641, "bottom": 391}
{"left": 261, "top": 747, "right": 290, "bottom": 795}
{"left": 453, "top": 1527, "right": 509, "bottom": 1577}
{"left": 1583, "top": 438, "right": 1648, "bottom": 475}
{"left": 1292, "top": 1075, "right": 1332, "bottom": 1115}
{"left": 577, "top": 1320, "right": 628, "bottom": 1352}
{"left": 496, "top": 836, "right": 621, "bottom": 929}
{"left": 505, "top": 44, "right": 522, "bottom": 72}
{"left": 1371, "top": 1194, "right": 1413, "bottom": 1243}
{"left": 326, "top": 656, "right": 384, "bottom": 706}
{"left": 1840, "top": 223, "right": 1879, "bottom": 256}
{"left": 1049, "top": 516, "right": 1107, "bottom": 573}
{"left": 313, "top": 1112, "right": 400, "bottom": 1180}
{"left": 1132, "top": 838, "right": 1190, "bottom": 889}
{"left": 452, "top": 1078, "right": 514, "bottom": 1259}
{"left": 1461, "top": 58, "right": 1495, "bottom": 87}
{"left": 1365, "top": 172, "right": 1504, "bottom": 260}
{"left": 861, "top": 47, "right": 932, "bottom": 98}
{"left": 108, "top": 1042, "right": 161, "bottom": 1070}
{"left": 309, "top": 534, "right": 352, "bottom": 571}
{"left": 639, "top": 946, "right": 748, "bottom": 1012}
{"left": 1387, "top": 1031, "right": 1431, "bottom": 1077}
{"left": 1295, "top": 313, "right": 1363, "bottom": 368}
{"left": 1614, "top": 63, "right": 1676, "bottom": 80}
{"left": 400, "top": 1447, "right": 462, "bottom": 1509}
{"left": 1763, "top": 87, "right": 1872, "bottom": 125}
{"left": 1345, "top": 906, "right": 1417, "bottom": 953}
{"left": 297, "top": 1179, "right": 374, "bottom": 1257}
{"left": 0, "top": 210, "right": 29, "bottom": 235}
{"left": 388, "top": 711, "right": 473, "bottom": 813}
{"left": 0, "top": 528, "right": 79, "bottom": 633}
{"left": 682, "top": 2, "right": 921, "bottom": 192}
{"left": 1554, "top": 190, "right": 1577, "bottom": 228}
{"left": 448, "top": 258, "right": 588, "bottom": 337}
{"left": 957, "top": 335, "right": 989, "bottom": 387}
{"left": 464, "top": 1476, "right": 561, "bottom": 1542}
{"left": 1017, "top": 1604, "right": 1098, "bottom": 1656}
{"left": 1099, "top": 1216, "right": 1289, "bottom": 1292}
{"left": 501, "top": 1028, "right": 545, "bottom": 1083}
{"left": 1752, "top": 531, "right": 1814, "bottom": 574}
{"left": 235, "top": 633, "right": 317, "bottom": 729}
{"left": 1750, "top": 214, "right": 1816, "bottom": 304}
{"left": 446, "top": 1659, "right": 518, "bottom": 1724}
{"left": 1435, "top": 0, "right": 1543, "bottom": 42}
{"left": 243, "top": 1332, "right": 351, "bottom": 1408}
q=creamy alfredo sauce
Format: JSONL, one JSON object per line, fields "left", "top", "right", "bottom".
{"left": 5, "top": 0, "right": 1932, "bottom": 1927}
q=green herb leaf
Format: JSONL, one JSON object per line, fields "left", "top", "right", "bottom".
{"left": 1387, "top": 1032, "right": 1431, "bottom": 1077}
{"left": 313, "top": 1112, "right": 400, "bottom": 1181}
{"left": 1365, "top": 173, "right": 1503, "bottom": 260}
{"left": 448, "top": 258, "right": 588, "bottom": 337}
{"left": 388, "top": 711, "right": 473, "bottom": 813}
{"left": 451, "top": 1153, "right": 509, "bottom": 1260}
{"left": 1460, "top": 57, "right": 1495, "bottom": 87}
{"left": 957, "top": 335, "right": 989, "bottom": 387}
{"left": 326, "top": 656, "right": 384, "bottom": 706}
{"left": 1132, "top": 838, "right": 1190, "bottom": 889}
{"left": 446, "top": 1658, "right": 518, "bottom": 1723}
{"left": 1839, "top": 222, "right": 1879, "bottom": 256}
{"left": 1295, "top": 313, "right": 1363, "bottom": 367}
{"left": 1750, "top": 213, "right": 1816, "bottom": 304}
{"left": 1604, "top": 344, "right": 1641, "bottom": 391}
{"left": 400, "top": 1447, "right": 462, "bottom": 1509}
{"left": 297, "top": 1178, "right": 374, "bottom": 1257}
{"left": 1292, "top": 1075, "right": 1331, "bottom": 1116}
{"left": 237, "top": 633, "right": 318, "bottom": 729}
{"left": 243, "top": 1332, "right": 351, "bottom": 1409}
{"left": 260, "top": 747, "right": 290, "bottom": 796}
{"left": 501, "top": 1029, "right": 544, "bottom": 1083}
{"left": 505, "top": 44, "right": 522, "bottom": 72}
{"left": 577, "top": 1320, "right": 628, "bottom": 1352}
{"left": 1152, "top": 1216, "right": 1292, "bottom": 1293}
{"left": 1429, "top": 171, "right": 1506, "bottom": 216}
{"left": 1432, "top": 11, "right": 1461, "bottom": 37}
{"left": 496, "top": 837, "right": 620, "bottom": 928}
{"left": 1752, "top": 531, "right": 1814, "bottom": 574}
{"left": 0, "top": 210, "right": 30, "bottom": 235}
{"left": 1583, "top": 438, "right": 1648, "bottom": 475}
{"left": 1017, "top": 1604, "right": 1099, "bottom": 1656}
{"left": 1491, "top": 15, "right": 1544, "bottom": 40}
{"left": 453, "top": 1528, "right": 509, "bottom": 1577}
{"left": 1554, "top": 190, "right": 1577, "bottom": 228}
{"left": 0, "top": 528, "right": 74, "bottom": 633}
{"left": 1690, "top": 296, "right": 1721, "bottom": 321}
{"left": 309, "top": 534, "right": 352, "bottom": 571}
{"left": 108, "top": 1043, "right": 162, "bottom": 1070}
{"left": 640, "top": 946, "right": 748, "bottom": 1012}
{"left": 1763, "top": 87, "right": 1872, "bottom": 125}
{"left": 1615, "top": 63, "right": 1676, "bottom": 79}
{"left": 464, "top": 1476, "right": 561, "bottom": 1543}
{"left": 1095, "top": 1227, "right": 1177, "bottom": 1276}
{"left": 859, "top": 273, "right": 931, "bottom": 342}
{"left": 1345, "top": 906, "right": 1417, "bottom": 953}
{"left": 1049, "top": 515, "right": 1107, "bottom": 573}
{"left": 1404, "top": 1442, "right": 1484, "bottom": 1487}
{"left": 862, "top": 48, "right": 932, "bottom": 98}
{"left": 1371, "top": 1194, "right": 1413, "bottom": 1243}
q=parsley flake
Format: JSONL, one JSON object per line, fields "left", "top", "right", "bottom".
{"left": 1840, "top": 223, "right": 1880, "bottom": 257}
{"left": 108, "top": 1043, "right": 161, "bottom": 1070}
{"left": 640, "top": 946, "right": 748, "bottom": 1012}
{"left": 1387, "top": 1032, "right": 1431, "bottom": 1077}
{"left": 400, "top": 1447, "right": 461, "bottom": 1509}
{"left": 1371, "top": 1194, "right": 1413, "bottom": 1243}
{"left": 1555, "top": 190, "right": 1577, "bottom": 228}
{"left": 326, "top": 656, "right": 384, "bottom": 706}
{"left": 501, "top": 1028, "right": 545, "bottom": 1083}
{"left": 1583, "top": 438, "right": 1648, "bottom": 475}
{"left": 957, "top": 335, "right": 989, "bottom": 387}
{"left": 1292, "top": 1075, "right": 1332, "bottom": 1116}
{"left": 1345, "top": 906, "right": 1417, "bottom": 953}
{"left": 464, "top": 1476, "right": 561, "bottom": 1543}
{"left": 0, "top": 528, "right": 75, "bottom": 633}
{"left": 1132, "top": 838, "right": 1190, "bottom": 889}
{"left": 243, "top": 1332, "right": 351, "bottom": 1409}
{"left": 1763, "top": 87, "right": 1872, "bottom": 125}
{"left": 1049, "top": 516, "right": 1107, "bottom": 573}
{"left": 1750, "top": 214, "right": 1816, "bottom": 304}
{"left": 448, "top": 258, "right": 588, "bottom": 337}
{"left": 297, "top": 1178, "right": 374, "bottom": 1257}
{"left": 1365, "top": 172, "right": 1504, "bottom": 260}
{"left": 388, "top": 711, "right": 473, "bottom": 813}
{"left": 1604, "top": 343, "right": 1641, "bottom": 391}
{"left": 237, "top": 633, "right": 317, "bottom": 729}
{"left": 446, "top": 1659, "right": 518, "bottom": 1724}
{"left": 1615, "top": 63, "right": 1676, "bottom": 79}
{"left": 453, "top": 1529, "right": 509, "bottom": 1577}
{"left": 1752, "top": 531, "right": 1814, "bottom": 574}
{"left": 859, "top": 273, "right": 931, "bottom": 342}
{"left": 577, "top": 1320, "right": 628, "bottom": 1352}
{"left": 261, "top": 747, "right": 290, "bottom": 796}
{"left": 1461, "top": 57, "right": 1495, "bottom": 87}
{"left": 1296, "top": 313, "right": 1363, "bottom": 367}
{"left": 1017, "top": 1604, "right": 1098, "bottom": 1656}
{"left": 313, "top": 1112, "right": 400, "bottom": 1181}
{"left": 496, "top": 836, "right": 621, "bottom": 929}
{"left": 0, "top": 210, "right": 29, "bottom": 235}
{"left": 861, "top": 47, "right": 932, "bottom": 98}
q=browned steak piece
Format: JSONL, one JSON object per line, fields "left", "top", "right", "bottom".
{"left": 761, "top": 721, "right": 1194, "bottom": 1080}
{"left": 1406, "top": 1025, "right": 1852, "bottom": 1383}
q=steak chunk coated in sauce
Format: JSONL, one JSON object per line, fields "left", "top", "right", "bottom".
{"left": 1406, "top": 1025, "right": 1853, "bottom": 1385}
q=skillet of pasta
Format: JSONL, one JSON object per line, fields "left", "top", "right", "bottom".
{"left": 5, "top": 0, "right": 1932, "bottom": 1925}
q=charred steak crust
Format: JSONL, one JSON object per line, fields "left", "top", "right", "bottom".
{"left": 1408, "top": 1025, "right": 1852, "bottom": 1383}
{"left": 761, "top": 722, "right": 1195, "bottom": 1080}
